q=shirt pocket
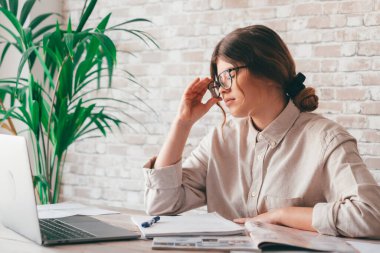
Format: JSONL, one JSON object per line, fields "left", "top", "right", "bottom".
{"left": 264, "top": 195, "right": 303, "bottom": 211}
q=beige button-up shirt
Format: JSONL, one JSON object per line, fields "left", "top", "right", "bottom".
{"left": 143, "top": 101, "right": 380, "bottom": 238}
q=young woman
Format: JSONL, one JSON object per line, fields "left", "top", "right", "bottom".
{"left": 143, "top": 25, "right": 380, "bottom": 238}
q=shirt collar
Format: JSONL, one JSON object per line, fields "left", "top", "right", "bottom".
{"left": 254, "top": 100, "right": 300, "bottom": 148}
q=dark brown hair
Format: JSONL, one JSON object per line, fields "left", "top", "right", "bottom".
{"left": 210, "top": 25, "right": 318, "bottom": 113}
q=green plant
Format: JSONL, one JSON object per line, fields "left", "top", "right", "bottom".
{"left": 0, "top": 0, "right": 157, "bottom": 204}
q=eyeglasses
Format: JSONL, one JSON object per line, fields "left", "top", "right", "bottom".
{"left": 208, "top": 66, "right": 247, "bottom": 98}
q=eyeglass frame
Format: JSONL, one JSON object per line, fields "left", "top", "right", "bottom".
{"left": 208, "top": 65, "right": 248, "bottom": 98}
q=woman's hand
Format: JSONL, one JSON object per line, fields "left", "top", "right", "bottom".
{"left": 176, "top": 77, "right": 221, "bottom": 126}
{"left": 233, "top": 207, "right": 316, "bottom": 232}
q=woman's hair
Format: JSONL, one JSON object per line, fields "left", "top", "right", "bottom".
{"left": 210, "top": 25, "right": 318, "bottom": 116}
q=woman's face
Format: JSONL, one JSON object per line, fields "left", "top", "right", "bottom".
{"left": 216, "top": 59, "right": 281, "bottom": 118}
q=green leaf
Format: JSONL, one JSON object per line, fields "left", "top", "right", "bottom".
{"left": 91, "top": 32, "right": 116, "bottom": 87}
{"left": 0, "top": 0, "right": 8, "bottom": 9}
{"left": 23, "top": 27, "right": 32, "bottom": 47}
{"left": 0, "top": 8, "right": 23, "bottom": 38}
{"left": 29, "top": 13, "right": 54, "bottom": 30}
{"left": 107, "top": 18, "right": 152, "bottom": 30}
{"left": 0, "top": 23, "right": 23, "bottom": 49}
{"left": 33, "top": 174, "right": 49, "bottom": 189}
{"left": 17, "top": 46, "right": 35, "bottom": 87}
{"left": 0, "top": 42, "right": 11, "bottom": 66}
{"left": 64, "top": 33, "right": 74, "bottom": 58}
{"left": 76, "top": 0, "right": 97, "bottom": 32}
{"left": 20, "top": 0, "right": 36, "bottom": 25}
{"left": 96, "top": 13, "right": 111, "bottom": 32}
{"left": 31, "top": 46, "right": 55, "bottom": 89}
{"left": 9, "top": 0, "right": 18, "bottom": 16}
{"left": 110, "top": 28, "right": 159, "bottom": 48}
{"left": 32, "top": 24, "right": 55, "bottom": 40}
{"left": 67, "top": 17, "right": 72, "bottom": 33}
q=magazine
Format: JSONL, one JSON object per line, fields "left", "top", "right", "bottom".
{"left": 245, "top": 221, "right": 356, "bottom": 252}
{"left": 152, "top": 236, "right": 259, "bottom": 251}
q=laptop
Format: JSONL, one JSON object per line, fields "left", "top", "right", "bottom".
{"left": 0, "top": 134, "right": 140, "bottom": 245}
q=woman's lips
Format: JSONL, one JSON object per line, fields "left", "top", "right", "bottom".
{"left": 224, "top": 98, "right": 235, "bottom": 106}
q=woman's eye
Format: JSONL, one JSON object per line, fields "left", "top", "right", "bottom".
{"left": 228, "top": 72, "right": 235, "bottom": 80}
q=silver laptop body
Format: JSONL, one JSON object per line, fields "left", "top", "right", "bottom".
{"left": 0, "top": 134, "right": 140, "bottom": 245}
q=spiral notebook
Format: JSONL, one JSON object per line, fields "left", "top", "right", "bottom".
{"left": 131, "top": 212, "right": 245, "bottom": 239}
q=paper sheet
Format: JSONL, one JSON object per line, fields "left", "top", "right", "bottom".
{"left": 346, "top": 240, "right": 380, "bottom": 253}
{"left": 131, "top": 212, "right": 245, "bottom": 238}
{"left": 37, "top": 202, "right": 119, "bottom": 219}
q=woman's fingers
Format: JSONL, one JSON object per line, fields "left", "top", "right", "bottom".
{"left": 184, "top": 77, "right": 212, "bottom": 100}
{"left": 183, "top": 77, "right": 201, "bottom": 95}
{"left": 204, "top": 97, "right": 222, "bottom": 111}
{"left": 233, "top": 218, "right": 250, "bottom": 224}
{"left": 192, "top": 77, "right": 212, "bottom": 91}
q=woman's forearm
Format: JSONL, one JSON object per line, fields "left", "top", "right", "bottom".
{"left": 154, "top": 118, "right": 192, "bottom": 168}
{"left": 278, "top": 207, "right": 316, "bottom": 232}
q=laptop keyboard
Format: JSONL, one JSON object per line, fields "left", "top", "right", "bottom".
{"left": 39, "top": 218, "right": 96, "bottom": 240}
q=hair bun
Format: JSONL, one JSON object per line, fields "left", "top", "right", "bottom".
{"left": 293, "top": 87, "right": 319, "bottom": 112}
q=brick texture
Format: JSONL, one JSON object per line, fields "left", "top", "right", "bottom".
{"left": 61, "top": 0, "right": 380, "bottom": 210}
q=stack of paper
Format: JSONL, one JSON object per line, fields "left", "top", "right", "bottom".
{"left": 131, "top": 212, "right": 245, "bottom": 239}
{"left": 37, "top": 202, "right": 119, "bottom": 219}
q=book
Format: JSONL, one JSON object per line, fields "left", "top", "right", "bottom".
{"left": 131, "top": 212, "right": 245, "bottom": 239}
{"left": 245, "top": 221, "right": 356, "bottom": 252}
{"left": 152, "top": 236, "right": 259, "bottom": 251}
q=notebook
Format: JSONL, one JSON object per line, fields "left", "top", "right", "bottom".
{"left": 0, "top": 134, "right": 140, "bottom": 245}
{"left": 131, "top": 212, "right": 245, "bottom": 239}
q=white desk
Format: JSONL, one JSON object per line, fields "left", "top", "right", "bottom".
{"left": 1, "top": 208, "right": 379, "bottom": 253}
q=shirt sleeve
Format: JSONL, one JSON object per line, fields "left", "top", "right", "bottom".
{"left": 312, "top": 132, "right": 380, "bottom": 238}
{"left": 143, "top": 131, "right": 213, "bottom": 216}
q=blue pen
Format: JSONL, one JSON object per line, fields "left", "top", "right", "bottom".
{"left": 141, "top": 216, "right": 160, "bottom": 228}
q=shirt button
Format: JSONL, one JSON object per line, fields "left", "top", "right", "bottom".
{"left": 257, "top": 154, "right": 263, "bottom": 160}
{"left": 251, "top": 192, "right": 256, "bottom": 197}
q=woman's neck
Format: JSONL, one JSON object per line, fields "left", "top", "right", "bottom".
{"left": 250, "top": 96, "right": 288, "bottom": 131}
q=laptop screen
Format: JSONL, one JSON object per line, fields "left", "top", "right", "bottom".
{"left": 0, "top": 134, "right": 42, "bottom": 244}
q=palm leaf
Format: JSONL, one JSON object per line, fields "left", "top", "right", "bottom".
{"left": 76, "top": 0, "right": 97, "bottom": 32}
{"left": 0, "top": 23, "right": 23, "bottom": 49}
{"left": 32, "top": 24, "right": 55, "bottom": 40}
{"left": 8, "top": 0, "right": 18, "bottom": 16}
{"left": 96, "top": 13, "right": 111, "bottom": 32}
{"left": 0, "top": 0, "right": 8, "bottom": 9}
{"left": 20, "top": 0, "right": 36, "bottom": 25}
{"left": 107, "top": 18, "right": 152, "bottom": 30}
{"left": 0, "top": 5, "right": 23, "bottom": 37}
{"left": 0, "top": 42, "right": 11, "bottom": 66}
{"left": 29, "top": 13, "right": 55, "bottom": 30}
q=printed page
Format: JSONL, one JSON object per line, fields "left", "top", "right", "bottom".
{"left": 245, "top": 221, "right": 355, "bottom": 253}
{"left": 346, "top": 240, "right": 380, "bottom": 253}
{"left": 152, "top": 236, "right": 259, "bottom": 251}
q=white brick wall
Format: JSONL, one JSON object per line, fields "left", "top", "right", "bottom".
{"left": 61, "top": 0, "right": 380, "bottom": 210}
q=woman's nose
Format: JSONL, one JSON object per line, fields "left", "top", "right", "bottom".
{"left": 219, "top": 86, "right": 231, "bottom": 94}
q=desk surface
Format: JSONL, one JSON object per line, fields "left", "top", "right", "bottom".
{"left": 0, "top": 208, "right": 231, "bottom": 253}
{"left": 1, "top": 207, "right": 379, "bottom": 253}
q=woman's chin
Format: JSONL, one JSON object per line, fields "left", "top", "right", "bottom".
{"left": 229, "top": 109, "right": 247, "bottom": 118}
